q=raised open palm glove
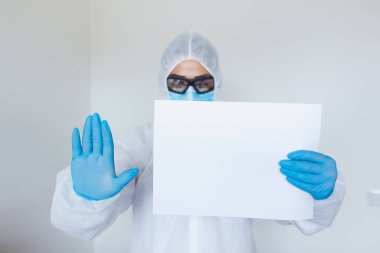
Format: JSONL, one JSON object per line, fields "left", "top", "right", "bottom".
{"left": 279, "top": 150, "right": 337, "bottom": 200}
{"left": 71, "top": 113, "right": 139, "bottom": 201}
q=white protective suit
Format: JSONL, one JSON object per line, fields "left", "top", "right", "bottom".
{"left": 51, "top": 31, "right": 346, "bottom": 253}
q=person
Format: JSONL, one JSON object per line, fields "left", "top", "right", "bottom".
{"left": 51, "top": 31, "right": 346, "bottom": 253}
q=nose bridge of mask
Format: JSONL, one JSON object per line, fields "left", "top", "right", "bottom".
{"left": 186, "top": 86, "right": 196, "bottom": 99}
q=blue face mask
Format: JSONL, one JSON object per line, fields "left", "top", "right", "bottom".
{"left": 168, "top": 87, "right": 214, "bottom": 101}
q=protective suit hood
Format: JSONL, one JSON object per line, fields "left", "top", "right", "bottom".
{"left": 158, "top": 30, "right": 223, "bottom": 100}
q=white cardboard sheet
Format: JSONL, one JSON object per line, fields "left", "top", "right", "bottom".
{"left": 153, "top": 100, "right": 321, "bottom": 220}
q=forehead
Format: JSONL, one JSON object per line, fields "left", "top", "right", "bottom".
{"left": 170, "top": 60, "right": 210, "bottom": 79}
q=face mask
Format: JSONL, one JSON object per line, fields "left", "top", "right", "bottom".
{"left": 168, "top": 86, "right": 214, "bottom": 101}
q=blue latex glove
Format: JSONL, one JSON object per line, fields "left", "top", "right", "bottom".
{"left": 279, "top": 150, "right": 337, "bottom": 200}
{"left": 71, "top": 113, "right": 139, "bottom": 201}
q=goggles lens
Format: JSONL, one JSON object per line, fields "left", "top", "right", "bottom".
{"left": 193, "top": 78, "right": 214, "bottom": 93}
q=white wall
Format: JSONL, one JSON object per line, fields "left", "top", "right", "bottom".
{"left": 1, "top": 0, "right": 378, "bottom": 252}
{"left": 0, "top": 1, "right": 93, "bottom": 253}
{"left": 90, "top": 0, "right": 380, "bottom": 252}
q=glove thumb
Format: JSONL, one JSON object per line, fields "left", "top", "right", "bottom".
{"left": 114, "top": 168, "right": 139, "bottom": 190}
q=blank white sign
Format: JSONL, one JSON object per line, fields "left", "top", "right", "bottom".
{"left": 153, "top": 100, "right": 321, "bottom": 220}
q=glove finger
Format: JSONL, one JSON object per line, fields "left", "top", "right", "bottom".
{"left": 92, "top": 113, "right": 103, "bottom": 155}
{"left": 82, "top": 115, "right": 93, "bottom": 155}
{"left": 101, "top": 120, "right": 114, "bottom": 158}
{"left": 72, "top": 128, "right": 82, "bottom": 157}
{"left": 279, "top": 160, "right": 322, "bottom": 174}
{"left": 287, "top": 150, "right": 327, "bottom": 163}
{"left": 280, "top": 168, "right": 326, "bottom": 185}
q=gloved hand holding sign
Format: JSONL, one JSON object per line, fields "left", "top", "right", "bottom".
{"left": 279, "top": 150, "right": 338, "bottom": 200}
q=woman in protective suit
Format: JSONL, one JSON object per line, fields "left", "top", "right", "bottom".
{"left": 51, "top": 31, "right": 346, "bottom": 253}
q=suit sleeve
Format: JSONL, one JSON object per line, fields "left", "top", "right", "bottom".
{"left": 276, "top": 171, "right": 346, "bottom": 236}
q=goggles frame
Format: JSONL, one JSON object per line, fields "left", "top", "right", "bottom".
{"left": 167, "top": 74, "right": 215, "bottom": 94}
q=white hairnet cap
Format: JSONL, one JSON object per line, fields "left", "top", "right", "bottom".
{"left": 158, "top": 30, "right": 222, "bottom": 99}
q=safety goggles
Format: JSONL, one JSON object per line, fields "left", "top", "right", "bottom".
{"left": 167, "top": 74, "right": 215, "bottom": 94}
